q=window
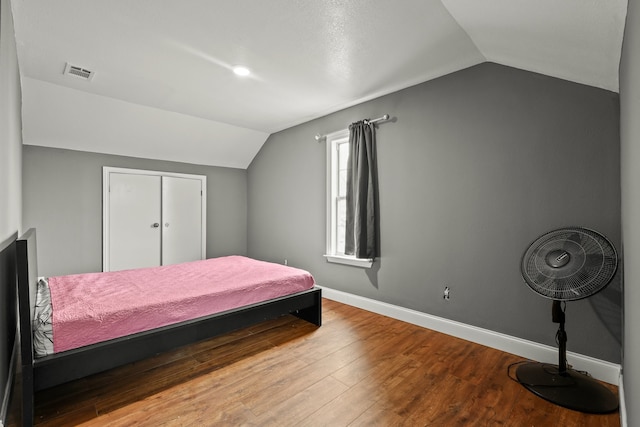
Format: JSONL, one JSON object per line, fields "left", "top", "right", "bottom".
{"left": 324, "top": 130, "right": 374, "bottom": 268}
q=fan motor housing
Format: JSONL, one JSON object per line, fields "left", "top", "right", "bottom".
{"left": 546, "top": 249, "right": 571, "bottom": 268}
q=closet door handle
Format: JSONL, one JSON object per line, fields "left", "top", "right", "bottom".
{"left": 152, "top": 223, "right": 160, "bottom": 228}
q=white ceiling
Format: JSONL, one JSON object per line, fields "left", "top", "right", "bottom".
{"left": 10, "top": 0, "right": 628, "bottom": 168}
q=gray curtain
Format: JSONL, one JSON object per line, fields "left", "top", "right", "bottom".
{"left": 345, "top": 120, "right": 379, "bottom": 259}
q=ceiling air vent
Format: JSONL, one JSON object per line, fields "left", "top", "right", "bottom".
{"left": 63, "top": 63, "right": 95, "bottom": 81}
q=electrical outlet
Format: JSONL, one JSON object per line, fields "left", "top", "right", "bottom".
{"left": 284, "top": 259, "right": 288, "bottom": 266}
{"left": 443, "top": 286, "right": 450, "bottom": 300}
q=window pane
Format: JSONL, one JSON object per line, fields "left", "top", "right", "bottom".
{"left": 337, "top": 197, "right": 346, "bottom": 254}
{"left": 338, "top": 170, "right": 347, "bottom": 196}
{"left": 338, "top": 142, "right": 349, "bottom": 169}
{"left": 338, "top": 141, "right": 349, "bottom": 197}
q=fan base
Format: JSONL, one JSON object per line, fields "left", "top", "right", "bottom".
{"left": 515, "top": 362, "right": 618, "bottom": 414}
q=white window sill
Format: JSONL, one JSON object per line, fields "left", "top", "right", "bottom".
{"left": 324, "top": 254, "right": 374, "bottom": 268}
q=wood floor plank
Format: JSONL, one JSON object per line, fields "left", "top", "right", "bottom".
{"left": 19, "top": 298, "right": 620, "bottom": 426}
{"left": 300, "top": 380, "right": 379, "bottom": 426}
{"left": 260, "top": 375, "right": 350, "bottom": 426}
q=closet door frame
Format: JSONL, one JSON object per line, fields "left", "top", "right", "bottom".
{"left": 102, "top": 166, "right": 207, "bottom": 272}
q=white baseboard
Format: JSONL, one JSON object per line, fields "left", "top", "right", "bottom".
{"left": 619, "top": 373, "right": 627, "bottom": 427}
{"left": 319, "top": 286, "right": 621, "bottom": 385}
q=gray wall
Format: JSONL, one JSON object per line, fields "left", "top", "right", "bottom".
{"left": 23, "top": 146, "right": 248, "bottom": 277}
{"left": 620, "top": 0, "right": 639, "bottom": 423}
{"left": 0, "top": 0, "right": 22, "bottom": 241}
{"left": 248, "top": 62, "right": 622, "bottom": 363}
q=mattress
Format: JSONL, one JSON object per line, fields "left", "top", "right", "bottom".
{"left": 33, "top": 256, "right": 315, "bottom": 357}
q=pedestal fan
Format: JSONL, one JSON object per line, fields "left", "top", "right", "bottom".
{"left": 516, "top": 227, "right": 619, "bottom": 413}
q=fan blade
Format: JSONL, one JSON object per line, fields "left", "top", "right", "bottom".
{"left": 535, "top": 272, "right": 549, "bottom": 285}
{"left": 584, "top": 253, "right": 605, "bottom": 269}
{"left": 562, "top": 232, "right": 583, "bottom": 250}
{"left": 603, "top": 255, "right": 618, "bottom": 266}
{"left": 578, "top": 269, "right": 591, "bottom": 283}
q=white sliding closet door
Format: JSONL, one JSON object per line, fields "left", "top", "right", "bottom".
{"left": 107, "top": 173, "right": 162, "bottom": 271}
{"left": 103, "top": 167, "right": 206, "bottom": 272}
{"left": 162, "top": 176, "right": 203, "bottom": 266}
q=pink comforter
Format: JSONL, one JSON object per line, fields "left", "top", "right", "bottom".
{"left": 48, "top": 256, "right": 315, "bottom": 353}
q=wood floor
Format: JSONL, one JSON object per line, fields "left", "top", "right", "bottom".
{"left": 13, "top": 298, "right": 620, "bottom": 426}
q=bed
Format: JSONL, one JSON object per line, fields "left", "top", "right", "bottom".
{"left": 15, "top": 228, "right": 321, "bottom": 426}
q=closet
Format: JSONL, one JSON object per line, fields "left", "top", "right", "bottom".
{"left": 102, "top": 167, "right": 206, "bottom": 272}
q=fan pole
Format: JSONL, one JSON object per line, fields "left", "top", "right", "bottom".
{"left": 515, "top": 299, "right": 618, "bottom": 413}
{"left": 552, "top": 300, "right": 567, "bottom": 375}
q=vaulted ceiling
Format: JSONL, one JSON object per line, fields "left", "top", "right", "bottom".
{"left": 11, "top": 0, "right": 628, "bottom": 168}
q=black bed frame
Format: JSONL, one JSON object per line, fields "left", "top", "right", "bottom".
{"left": 15, "top": 228, "right": 321, "bottom": 426}
{"left": 0, "top": 232, "right": 18, "bottom": 427}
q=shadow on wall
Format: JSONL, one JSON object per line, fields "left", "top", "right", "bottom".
{"left": 590, "top": 272, "right": 623, "bottom": 345}
{"left": 366, "top": 260, "right": 381, "bottom": 289}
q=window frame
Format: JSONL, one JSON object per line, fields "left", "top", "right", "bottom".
{"left": 324, "top": 129, "right": 374, "bottom": 268}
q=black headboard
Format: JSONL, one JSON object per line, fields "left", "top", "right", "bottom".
{"left": 16, "top": 229, "right": 38, "bottom": 361}
{"left": 0, "top": 231, "right": 18, "bottom": 424}
{"left": 16, "top": 228, "right": 38, "bottom": 425}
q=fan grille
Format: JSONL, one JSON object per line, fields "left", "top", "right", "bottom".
{"left": 521, "top": 227, "right": 617, "bottom": 301}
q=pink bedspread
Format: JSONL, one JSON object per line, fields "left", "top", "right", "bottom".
{"left": 47, "top": 256, "right": 315, "bottom": 353}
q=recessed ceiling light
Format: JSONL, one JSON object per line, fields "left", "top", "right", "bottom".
{"left": 233, "top": 66, "right": 250, "bottom": 77}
